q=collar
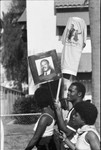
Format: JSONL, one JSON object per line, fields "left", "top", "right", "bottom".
{"left": 77, "top": 125, "right": 95, "bottom": 135}
{"left": 44, "top": 69, "right": 51, "bottom": 75}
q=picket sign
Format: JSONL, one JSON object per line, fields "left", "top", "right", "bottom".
{"left": 56, "top": 78, "right": 62, "bottom": 102}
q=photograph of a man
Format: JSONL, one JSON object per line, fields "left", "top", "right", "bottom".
{"left": 40, "top": 59, "right": 55, "bottom": 77}
{"left": 29, "top": 49, "right": 61, "bottom": 84}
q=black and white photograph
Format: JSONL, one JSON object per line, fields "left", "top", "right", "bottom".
{"left": 28, "top": 50, "right": 62, "bottom": 85}
{"left": 36, "top": 57, "right": 55, "bottom": 77}
{"left": 0, "top": 0, "right": 100, "bottom": 150}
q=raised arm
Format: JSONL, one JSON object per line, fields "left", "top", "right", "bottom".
{"left": 55, "top": 101, "right": 76, "bottom": 138}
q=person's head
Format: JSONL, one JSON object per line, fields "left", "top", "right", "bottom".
{"left": 34, "top": 86, "right": 53, "bottom": 109}
{"left": 40, "top": 59, "right": 50, "bottom": 73}
{"left": 73, "top": 101, "right": 98, "bottom": 126}
{"left": 67, "top": 82, "right": 86, "bottom": 105}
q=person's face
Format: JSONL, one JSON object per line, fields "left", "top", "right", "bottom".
{"left": 67, "top": 85, "right": 79, "bottom": 102}
{"left": 41, "top": 60, "right": 49, "bottom": 72}
{"left": 73, "top": 110, "right": 85, "bottom": 127}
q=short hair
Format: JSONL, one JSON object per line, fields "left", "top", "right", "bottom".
{"left": 34, "top": 86, "right": 53, "bottom": 109}
{"left": 74, "top": 101, "right": 98, "bottom": 125}
{"left": 71, "top": 82, "right": 86, "bottom": 99}
{"left": 40, "top": 59, "right": 49, "bottom": 65}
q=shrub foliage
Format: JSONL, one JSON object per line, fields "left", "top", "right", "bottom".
{"left": 13, "top": 95, "right": 40, "bottom": 124}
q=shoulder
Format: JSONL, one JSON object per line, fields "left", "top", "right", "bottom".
{"left": 51, "top": 68, "right": 55, "bottom": 73}
{"left": 39, "top": 113, "right": 53, "bottom": 125}
{"left": 40, "top": 113, "right": 52, "bottom": 120}
{"left": 85, "top": 130, "right": 100, "bottom": 143}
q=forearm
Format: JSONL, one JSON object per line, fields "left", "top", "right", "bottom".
{"left": 25, "top": 141, "right": 35, "bottom": 150}
{"left": 56, "top": 107, "right": 67, "bottom": 131}
{"left": 55, "top": 101, "right": 74, "bottom": 135}
{"left": 56, "top": 111, "right": 76, "bottom": 142}
{"left": 25, "top": 136, "right": 38, "bottom": 150}
{"left": 56, "top": 108, "right": 74, "bottom": 134}
{"left": 63, "top": 137, "right": 76, "bottom": 150}
{"left": 25, "top": 145, "right": 33, "bottom": 150}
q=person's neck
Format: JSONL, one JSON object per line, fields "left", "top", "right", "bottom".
{"left": 43, "top": 106, "right": 55, "bottom": 117}
{"left": 79, "top": 123, "right": 86, "bottom": 129}
{"left": 43, "top": 106, "right": 51, "bottom": 113}
{"left": 72, "top": 98, "right": 83, "bottom": 106}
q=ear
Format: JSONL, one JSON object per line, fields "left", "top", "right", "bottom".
{"left": 81, "top": 118, "right": 86, "bottom": 124}
{"left": 78, "top": 92, "right": 82, "bottom": 97}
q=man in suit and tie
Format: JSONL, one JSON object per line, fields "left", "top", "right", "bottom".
{"left": 40, "top": 59, "right": 55, "bottom": 77}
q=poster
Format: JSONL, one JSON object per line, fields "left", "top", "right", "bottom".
{"left": 28, "top": 49, "right": 62, "bottom": 84}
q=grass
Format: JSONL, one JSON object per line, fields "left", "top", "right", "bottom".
{"left": 2, "top": 117, "right": 37, "bottom": 150}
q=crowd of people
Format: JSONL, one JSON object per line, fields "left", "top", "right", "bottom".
{"left": 25, "top": 81, "right": 100, "bottom": 150}
{"left": 25, "top": 17, "right": 100, "bottom": 150}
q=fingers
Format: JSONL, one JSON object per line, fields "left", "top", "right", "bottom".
{"left": 54, "top": 99, "right": 61, "bottom": 109}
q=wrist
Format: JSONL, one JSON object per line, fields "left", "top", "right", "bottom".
{"left": 64, "top": 138, "right": 76, "bottom": 150}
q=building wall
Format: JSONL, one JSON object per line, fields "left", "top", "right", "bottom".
{"left": 26, "top": 1, "right": 91, "bottom": 96}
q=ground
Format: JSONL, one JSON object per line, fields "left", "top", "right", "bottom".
{"left": 1, "top": 117, "right": 37, "bottom": 150}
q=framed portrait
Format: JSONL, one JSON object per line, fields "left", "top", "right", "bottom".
{"left": 28, "top": 49, "right": 62, "bottom": 85}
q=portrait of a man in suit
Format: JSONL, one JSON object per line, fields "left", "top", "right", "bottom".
{"left": 28, "top": 49, "right": 61, "bottom": 84}
{"left": 40, "top": 59, "right": 55, "bottom": 77}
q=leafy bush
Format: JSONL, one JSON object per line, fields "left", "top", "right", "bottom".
{"left": 13, "top": 95, "right": 41, "bottom": 124}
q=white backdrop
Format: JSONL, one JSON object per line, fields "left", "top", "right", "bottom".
{"left": 27, "top": 0, "right": 62, "bottom": 94}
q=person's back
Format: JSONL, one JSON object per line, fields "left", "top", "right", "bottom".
{"left": 25, "top": 87, "right": 57, "bottom": 150}
{"left": 75, "top": 125, "right": 100, "bottom": 150}
{"left": 33, "top": 113, "right": 55, "bottom": 138}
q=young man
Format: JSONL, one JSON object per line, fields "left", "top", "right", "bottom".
{"left": 55, "top": 82, "right": 86, "bottom": 147}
